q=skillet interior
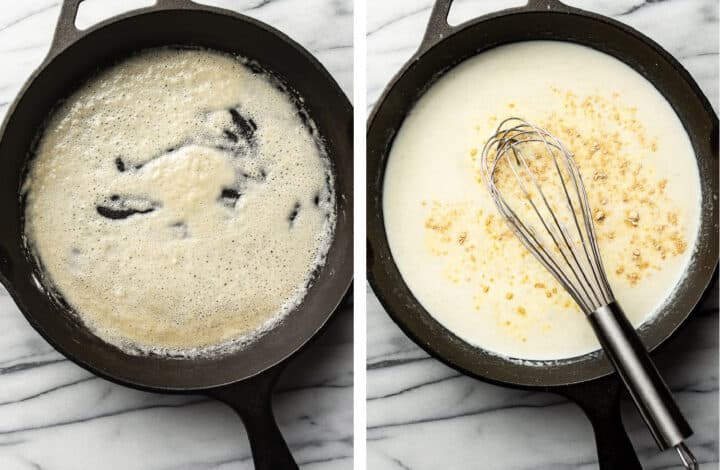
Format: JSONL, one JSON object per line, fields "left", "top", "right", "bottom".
{"left": 0, "top": 7, "right": 353, "bottom": 391}
{"left": 367, "top": 6, "right": 718, "bottom": 388}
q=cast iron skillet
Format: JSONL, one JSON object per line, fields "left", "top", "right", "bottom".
{"left": 367, "top": 0, "right": 718, "bottom": 467}
{"left": 0, "top": 1, "right": 353, "bottom": 469}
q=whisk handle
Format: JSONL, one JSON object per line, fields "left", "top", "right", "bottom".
{"left": 588, "top": 302, "right": 693, "bottom": 451}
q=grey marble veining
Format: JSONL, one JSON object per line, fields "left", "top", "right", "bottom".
{"left": 0, "top": 1, "right": 352, "bottom": 469}
{"left": 367, "top": 1, "right": 718, "bottom": 469}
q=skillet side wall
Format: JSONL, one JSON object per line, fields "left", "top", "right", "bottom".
{"left": 367, "top": 10, "right": 718, "bottom": 388}
{"left": 0, "top": 9, "right": 353, "bottom": 391}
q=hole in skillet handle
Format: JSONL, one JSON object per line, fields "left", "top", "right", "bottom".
{"left": 418, "top": 0, "right": 577, "bottom": 55}
{"left": 48, "top": 0, "right": 203, "bottom": 57}
{"left": 207, "top": 364, "right": 299, "bottom": 470}
{"left": 75, "top": 0, "right": 155, "bottom": 29}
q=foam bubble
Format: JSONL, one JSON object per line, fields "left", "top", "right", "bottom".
{"left": 23, "top": 47, "right": 336, "bottom": 358}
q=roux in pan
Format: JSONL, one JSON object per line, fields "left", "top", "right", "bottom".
{"left": 23, "top": 48, "right": 336, "bottom": 357}
{"left": 383, "top": 41, "right": 701, "bottom": 361}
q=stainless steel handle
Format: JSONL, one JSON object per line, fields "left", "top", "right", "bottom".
{"left": 589, "top": 302, "right": 698, "bottom": 469}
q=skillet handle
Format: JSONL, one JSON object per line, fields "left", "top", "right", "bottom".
{"left": 418, "top": 0, "right": 577, "bottom": 55}
{"left": 557, "top": 375, "right": 642, "bottom": 470}
{"left": 525, "top": 0, "right": 573, "bottom": 10}
{"left": 49, "top": 0, "right": 202, "bottom": 56}
{"left": 208, "top": 365, "right": 298, "bottom": 470}
{"left": 419, "top": 0, "right": 455, "bottom": 54}
{"left": 49, "top": 0, "right": 83, "bottom": 56}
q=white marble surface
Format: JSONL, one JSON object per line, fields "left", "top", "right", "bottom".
{"left": 367, "top": 1, "right": 718, "bottom": 469}
{"left": 0, "top": 1, "right": 352, "bottom": 469}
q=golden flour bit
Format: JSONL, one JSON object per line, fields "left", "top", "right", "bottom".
{"left": 384, "top": 41, "right": 700, "bottom": 360}
{"left": 425, "top": 89, "right": 688, "bottom": 311}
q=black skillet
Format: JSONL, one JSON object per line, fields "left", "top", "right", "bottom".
{"left": 367, "top": 0, "right": 718, "bottom": 467}
{"left": 0, "top": 1, "right": 353, "bottom": 469}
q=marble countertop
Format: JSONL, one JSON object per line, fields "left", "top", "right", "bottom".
{"left": 0, "top": 1, "right": 352, "bottom": 469}
{"left": 367, "top": 1, "right": 718, "bottom": 469}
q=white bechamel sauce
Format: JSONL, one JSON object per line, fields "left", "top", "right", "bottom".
{"left": 23, "top": 48, "right": 335, "bottom": 357}
{"left": 383, "top": 41, "right": 701, "bottom": 361}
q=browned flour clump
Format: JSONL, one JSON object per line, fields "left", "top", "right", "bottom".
{"left": 424, "top": 89, "right": 689, "bottom": 326}
{"left": 384, "top": 41, "right": 700, "bottom": 359}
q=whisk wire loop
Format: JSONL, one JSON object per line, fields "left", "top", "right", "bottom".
{"left": 480, "top": 117, "right": 613, "bottom": 314}
{"left": 509, "top": 138, "right": 602, "bottom": 311}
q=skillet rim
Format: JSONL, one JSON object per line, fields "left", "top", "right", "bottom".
{"left": 366, "top": 3, "right": 719, "bottom": 388}
{"left": 0, "top": 4, "right": 354, "bottom": 392}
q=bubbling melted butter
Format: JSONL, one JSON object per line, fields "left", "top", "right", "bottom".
{"left": 23, "top": 48, "right": 335, "bottom": 357}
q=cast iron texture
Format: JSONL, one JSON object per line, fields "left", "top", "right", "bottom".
{"left": 367, "top": 0, "right": 717, "bottom": 467}
{"left": 0, "top": 1, "right": 353, "bottom": 469}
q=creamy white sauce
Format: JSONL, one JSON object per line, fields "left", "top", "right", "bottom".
{"left": 383, "top": 41, "right": 701, "bottom": 361}
{"left": 23, "top": 48, "right": 335, "bottom": 357}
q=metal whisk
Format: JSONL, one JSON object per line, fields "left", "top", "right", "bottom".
{"left": 481, "top": 117, "right": 697, "bottom": 469}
